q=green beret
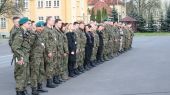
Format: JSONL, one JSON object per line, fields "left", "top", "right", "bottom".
{"left": 36, "top": 21, "right": 45, "bottom": 27}
{"left": 19, "top": 17, "right": 30, "bottom": 25}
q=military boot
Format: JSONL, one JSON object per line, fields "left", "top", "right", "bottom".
{"left": 37, "top": 83, "right": 48, "bottom": 93}
{"left": 16, "top": 91, "right": 23, "bottom": 95}
{"left": 46, "top": 79, "right": 58, "bottom": 88}
{"left": 53, "top": 75, "right": 61, "bottom": 84}
{"left": 32, "top": 87, "right": 39, "bottom": 95}
{"left": 74, "top": 68, "right": 81, "bottom": 75}
{"left": 69, "top": 70, "right": 76, "bottom": 77}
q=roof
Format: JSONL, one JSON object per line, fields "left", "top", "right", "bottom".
{"left": 120, "top": 16, "right": 137, "bottom": 22}
{"left": 88, "top": 0, "right": 124, "bottom": 6}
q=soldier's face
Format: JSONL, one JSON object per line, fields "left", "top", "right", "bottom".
{"left": 79, "top": 24, "right": 84, "bottom": 29}
{"left": 48, "top": 18, "right": 55, "bottom": 26}
{"left": 56, "top": 21, "right": 62, "bottom": 28}
{"left": 13, "top": 19, "right": 20, "bottom": 27}
{"left": 23, "top": 21, "right": 32, "bottom": 29}
{"left": 36, "top": 27, "right": 44, "bottom": 32}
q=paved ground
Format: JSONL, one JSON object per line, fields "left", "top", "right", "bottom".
{"left": 0, "top": 36, "right": 170, "bottom": 95}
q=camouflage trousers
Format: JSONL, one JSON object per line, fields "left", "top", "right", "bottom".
{"left": 14, "top": 56, "right": 29, "bottom": 91}
{"left": 76, "top": 49, "right": 85, "bottom": 68}
{"left": 30, "top": 57, "right": 45, "bottom": 87}
{"left": 45, "top": 53, "right": 55, "bottom": 79}
{"left": 92, "top": 47, "right": 98, "bottom": 61}
{"left": 55, "top": 52, "right": 68, "bottom": 79}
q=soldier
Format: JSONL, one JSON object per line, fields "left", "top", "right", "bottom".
{"left": 66, "top": 23, "right": 77, "bottom": 77}
{"left": 77, "top": 22, "right": 86, "bottom": 72}
{"left": 44, "top": 16, "right": 58, "bottom": 88}
{"left": 96, "top": 24, "right": 105, "bottom": 63}
{"left": 84, "top": 24, "right": 94, "bottom": 70}
{"left": 53, "top": 19, "right": 68, "bottom": 84}
{"left": 9, "top": 17, "right": 20, "bottom": 47}
{"left": 90, "top": 22, "right": 99, "bottom": 66}
{"left": 11, "top": 17, "right": 32, "bottom": 95}
{"left": 30, "top": 21, "right": 48, "bottom": 95}
{"left": 73, "top": 22, "right": 82, "bottom": 75}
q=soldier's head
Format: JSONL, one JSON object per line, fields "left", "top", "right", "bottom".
{"left": 65, "top": 23, "right": 74, "bottom": 32}
{"left": 13, "top": 16, "right": 20, "bottom": 27}
{"left": 79, "top": 22, "right": 85, "bottom": 30}
{"left": 61, "top": 23, "right": 68, "bottom": 32}
{"left": 19, "top": 17, "right": 32, "bottom": 30}
{"left": 46, "top": 16, "right": 55, "bottom": 27}
{"left": 73, "top": 22, "right": 79, "bottom": 30}
{"left": 54, "top": 19, "right": 62, "bottom": 29}
{"left": 85, "top": 24, "right": 92, "bottom": 32}
{"left": 36, "top": 21, "right": 45, "bottom": 32}
{"left": 97, "top": 25, "right": 104, "bottom": 31}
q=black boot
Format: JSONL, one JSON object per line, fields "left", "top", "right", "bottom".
{"left": 90, "top": 61, "right": 96, "bottom": 67}
{"left": 46, "top": 79, "right": 58, "bottom": 88}
{"left": 37, "top": 83, "right": 48, "bottom": 93}
{"left": 58, "top": 75, "right": 66, "bottom": 83}
{"left": 84, "top": 64, "right": 90, "bottom": 71}
{"left": 53, "top": 75, "right": 61, "bottom": 84}
{"left": 32, "top": 87, "right": 39, "bottom": 95}
{"left": 69, "top": 70, "right": 76, "bottom": 77}
{"left": 87, "top": 63, "right": 92, "bottom": 69}
{"left": 78, "top": 66, "right": 85, "bottom": 73}
{"left": 74, "top": 68, "right": 81, "bottom": 75}
{"left": 23, "top": 89, "right": 30, "bottom": 95}
{"left": 16, "top": 91, "right": 23, "bottom": 95}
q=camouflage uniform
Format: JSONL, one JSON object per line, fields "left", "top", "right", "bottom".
{"left": 54, "top": 28, "right": 68, "bottom": 79}
{"left": 43, "top": 26, "right": 56, "bottom": 80}
{"left": 11, "top": 27, "right": 34, "bottom": 91}
{"left": 91, "top": 30, "right": 99, "bottom": 62}
{"left": 30, "top": 31, "right": 46, "bottom": 88}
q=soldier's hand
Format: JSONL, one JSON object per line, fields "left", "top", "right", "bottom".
{"left": 17, "top": 59, "right": 24, "bottom": 65}
{"left": 64, "top": 53, "right": 67, "bottom": 56}
{"left": 48, "top": 53, "right": 52, "bottom": 58}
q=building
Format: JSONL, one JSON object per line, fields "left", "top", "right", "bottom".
{"left": 0, "top": 0, "right": 88, "bottom": 37}
{"left": 88, "top": 0, "right": 126, "bottom": 21}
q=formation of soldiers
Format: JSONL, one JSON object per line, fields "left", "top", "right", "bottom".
{"left": 9, "top": 16, "right": 134, "bottom": 95}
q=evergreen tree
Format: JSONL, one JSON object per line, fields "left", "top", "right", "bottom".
{"left": 102, "top": 8, "right": 108, "bottom": 21}
{"left": 111, "top": 7, "right": 118, "bottom": 22}
{"left": 148, "top": 13, "right": 155, "bottom": 32}
{"left": 96, "top": 10, "right": 102, "bottom": 23}
{"left": 165, "top": 5, "right": 170, "bottom": 31}
{"left": 160, "top": 14, "right": 167, "bottom": 32}
{"left": 90, "top": 8, "right": 96, "bottom": 21}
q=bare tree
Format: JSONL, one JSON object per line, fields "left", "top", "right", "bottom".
{"left": 0, "top": 0, "right": 24, "bottom": 18}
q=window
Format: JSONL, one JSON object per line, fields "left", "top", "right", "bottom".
{"left": 54, "top": 0, "right": 59, "bottom": 7}
{"left": 46, "top": 1, "right": 51, "bottom": 8}
{"left": 15, "top": 0, "right": 19, "bottom": 7}
{"left": 38, "top": 16, "right": 44, "bottom": 21}
{"left": 0, "top": 0, "right": 4, "bottom": 6}
{"left": 0, "top": 18, "right": 6, "bottom": 29}
{"left": 54, "top": 16, "right": 59, "bottom": 19}
{"left": 24, "top": 0, "right": 28, "bottom": 9}
{"left": 38, "top": 0, "right": 43, "bottom": 8}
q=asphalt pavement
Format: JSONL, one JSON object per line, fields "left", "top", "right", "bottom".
{"left": 0, "top": 36, "right": 170, "bottom": 95}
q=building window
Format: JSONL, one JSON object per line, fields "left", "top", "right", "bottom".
{"left": 24, "top": 0, "right": 28, "bottom": 9}
{"left": 0, "top": 18, "right": 6, "bottom": 29}
{"left": 38, "top": 0, "right": 43, "bottom": 8}
{"left": 46, "top": 1, "right": 51, "bottom": 8}
{"left": 38, "top": 16, "right": 44, "bottom": 21}
{"left": 0, "top": 0, "right": 4, "bottom": 6}
{"left": 15, "top": 0, "right": 19, "bottom": 7}
{"left": 54, "top": 0, "right": 59, "bottom": 7}
{"left": 54, "top": 16, "right": 59, "bottom": 19}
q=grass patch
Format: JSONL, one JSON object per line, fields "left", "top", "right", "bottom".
{"left": 135, "top": 32, "right": 170, "bottom": 36}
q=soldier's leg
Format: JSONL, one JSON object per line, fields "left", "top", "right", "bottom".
{"left": 30, "top": 57, "right": 41, "bottom": 95}
{"left": 61, "top": 55, "right": 69, "bottom": 80}
{"left": 14, "top": 59, "right": 27, "bottom": 93}
{"left": 45, "top": 56, "right": 57, "bottom": 88}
